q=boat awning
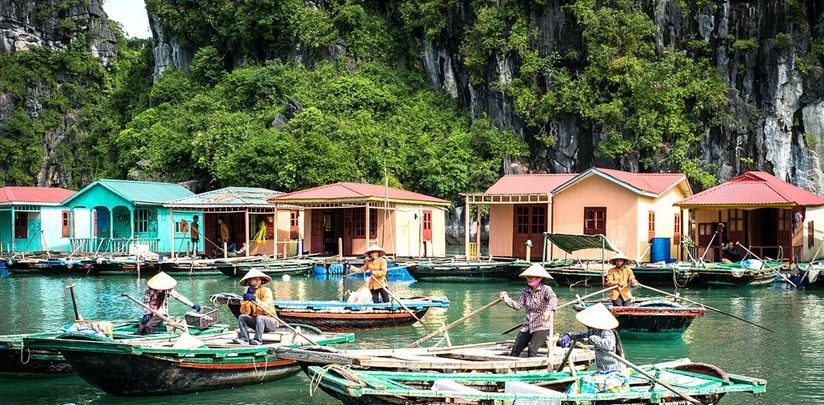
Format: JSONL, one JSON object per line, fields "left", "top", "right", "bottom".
{"left": 545, "top": 233, "right": 619, "bottom": 254}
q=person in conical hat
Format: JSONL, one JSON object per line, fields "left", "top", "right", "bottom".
{"left": 350, "top": 245, "right": 389, "bottom": 304}
{"left": 499, "top": 263, "right": 558, "bottom": 357}
{"left": 561, "top": 304, "right": 623, "bottom": 364}
{"left": 235, "top": 269, "right": 277, "bottom": 345}
{"left": 605, "top": 252, "right": 637, "bottom": 307}
{"left": 137, "top": 272, "right": 201, "bottom": 335}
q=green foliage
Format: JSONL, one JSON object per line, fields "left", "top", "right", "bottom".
{"left": 189, "top": 46, "right": 226, "bottom": 86}
{"left": 771, "top": 32, "right": 792, "bottom": 49}
{"left": 398, "top": 0, "right": 452, "bottom": 38}
{"left": 731, "top": 38, "right": 758, "bottom": 53}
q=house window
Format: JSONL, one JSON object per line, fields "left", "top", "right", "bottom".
{"left": 809, "top": 221, "right": 815, "bottom": 248}
{"left": 290, "top": 211, "right": 299, "bottom": 239}
{"left": 673, "top": 213, "right": 681, "bottom": 245}
{"left": 14, "top": 212, "right": 28, "bottom": 239}
{"left": 648, "top": 211, "right": 655, "bottom": 240}
{"left": 778, "top": 209, "right": 790, "bottom": 232}
{"left": 370, "top": 209, "right": 378, "bottom": 239}
{"left": 62, "top": 210, "right": 71, "bottom": 238}
{"left": 531, "top": 207, "right": 546, "bottom": 234}
{"left": 135, "top": 209, "right": 151, "bottom": 233}
{"left": 584, "top": 207, "right": 606, "bottom": 235}
{"left": 353, "top": 210, "right": 365, "bottom": 238}
{"left": 729, "top": 209, "right": 743, "bottom": 232}
{"left": 516, "top": 207, "right": 530, "bottom": 234}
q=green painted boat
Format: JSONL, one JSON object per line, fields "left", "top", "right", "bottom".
{"left": 307, "top": 358, "right": 767, "bottom": 404}
{"left": 572, "top": 298, "right": 705, "bottom": 341}
{"left": 0, "top": 320, "right": 229, "bottom": 378}
{"left": 24, "top": 326, "right": 354, "bottom": 396}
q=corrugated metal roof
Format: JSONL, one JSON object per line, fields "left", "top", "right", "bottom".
{"left": 675, "top": 171, "right": 824, "bottom": 208}
{"left": 0, "top": 187, "right": 75, "bottom": 205}
{"left": 166, "top": 187, "right": 283, "bottom": 208}
{"left": 484, "top": 174, "right": 577, "bottom": 195}
{"left": 63, "top": 179, "right": 194, "bottom": 206}
{"left": 270, "top": 182, "right": 449, "bottom": 205}
{"left": 553, "top": 168, "right": 689, "bottom": 197}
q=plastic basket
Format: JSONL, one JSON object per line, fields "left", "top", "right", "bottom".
{"left": 185, "top": 307, "right": 218, "bottom": 329}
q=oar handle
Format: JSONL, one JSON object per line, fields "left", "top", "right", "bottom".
{"left": 371, "top": 275, "right": 422, "bottom": 323}
{"left": 575, "top": 342, "right": 702, "bottom": 405}
{"left": 66, "top": 284, "right": 83, "bottom": 321}
{"left": 406, "top": 297, "right": 503, "bottom": 348}
{"left": 248, "top": 300, "right": 321, "bottom": 346}
{"left": 122, "top": 292, "right": 188, "bottom": 332}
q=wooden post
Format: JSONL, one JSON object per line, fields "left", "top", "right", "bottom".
{"left": 272, "top": 208, "right": 277, "bottom": 258}
{"left": 244, "top": 210, "right": 250, "bottom": 257}
{"left": 338, "top": 237, "right": 343, "bottom": 260}
{"left": 476, "top": 204, "right": 481, "bottom": 260}
{"left": 365, "top": 204, "right": 371, "bottom": 246}
{"left": 169, "top": 209, "right": 175, "bottom": 259}
{"left": 464, "top": 196, "right": 470, "bottom": 259}
{"left": 223, "top": 241, "right": 228, "bottom": 259}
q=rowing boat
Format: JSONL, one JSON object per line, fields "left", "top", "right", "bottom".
{"left": 572, "top": 298, "right": 705, "bottom": 340}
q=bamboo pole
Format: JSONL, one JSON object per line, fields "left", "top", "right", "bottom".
{"left": 406, "top": 298, "right": 503, "bottom": 348}
{"left": 501, "top": 285, "right": 618, "bottom": 335}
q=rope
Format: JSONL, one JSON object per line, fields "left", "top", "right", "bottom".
{"left": 250, "top": 354, "right": 270, "bottom": 381}
{"left": 309, "top": 364, "right": 366, "bottom": 397}
{"left": 19, "top": 341, "right": 31, "bottom": 365}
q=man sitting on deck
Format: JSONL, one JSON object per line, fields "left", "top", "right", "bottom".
{"left": 234, "top": 269, "right": 278, "bottom": 345}
{"left": 721, "top": 241, "right": 742, "bottom": 263}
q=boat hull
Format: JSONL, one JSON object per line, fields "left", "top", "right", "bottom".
{"left": 407, "top": 261, "right": 528, "bottom": 281}
{"left": 612, "top": 309, "right": 702, "bottom": 340}
{"left": 62, "top": 350, "right": 299, "bottom": 396}
{"left": 546, "top": 266, "right": 694, "bottom": 288}
{"left": 277, "top": 308, "right": 430, "bottom": 331}
{"left": 0, "top": 348, "right": 72, "bottom": 377}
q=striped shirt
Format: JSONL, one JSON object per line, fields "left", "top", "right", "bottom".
{"left": 504, "top": 284, "right": 558, "bottom": 333}
{"left": 570, "top": 329, "right": 625, "bottom": 374}
{"left": 142, "top": 288, "right": 194, "bottom": 316}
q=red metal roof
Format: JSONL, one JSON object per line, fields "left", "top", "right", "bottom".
{"left": 592, "top": 168, "right": 687, "bottom": 195}
{"left": 675, "top": 171, "right": 824, "bottom": 208}
{"left": 270, "top": 182, "right": 449, "bottom": 205}
{"left": 484, "top": 174, "right": 577, "bottom": 195}
{"left": 0, "top": 187, "right": 75, "bottom": 205}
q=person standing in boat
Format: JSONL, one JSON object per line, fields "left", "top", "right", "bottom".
{"left": 214, "top": 217, "right": 236, "bottom": 257}
{"left": 499, "top": 263, "right": 558, "bottom": 357}
{"left": 605, "top": 252, "right": 637, "bottom": 307}
{"left": 235, "top": 269, "right": 278, "bottom": 345}
{"left": 560, "top": 303, "right": 630, "bottom": 394}
{"left": 190, "top": 215, "right": 200, "bottom": 258}
{"left": 137, "top": 272, "right": 201, "bottom": 335}
{"left": 350, "top": 245, "right": 389, "bottom": 303}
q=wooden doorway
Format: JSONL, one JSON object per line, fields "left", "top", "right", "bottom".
{"left": 513, "top": 204, "right": 546, "bottom": 260}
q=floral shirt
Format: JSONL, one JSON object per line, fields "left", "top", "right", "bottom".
{"left": 142, "top": 288, "right": 193, "bottom": 316}
{"left": 569, "top": 329, "right": 625, "bottom": 374}
{"left": 504, "top": 284, "right": 558, "bottom": 333}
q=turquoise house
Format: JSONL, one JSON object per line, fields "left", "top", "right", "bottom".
{"left": 0, "top": 187, "right": 76, "bottom": 253}
{"left": 61, "top": 179, "right": 196, "bottom": 254}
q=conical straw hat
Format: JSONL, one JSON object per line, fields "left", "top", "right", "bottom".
{"left": 609, "top": 252, "right": 630, "bottom": 265}
{"left": 363, "top": 245, "right": 385, "bottom": 256}
{"left": 239, "top": 269, "right": 272, "bottom": 286}
{"left": 518, "top": 263, "right": 553, "bottom": 279}
{"left": 575, "top": 303, "right": 619, "bottom": 330}
{"left": 147, "top": 271, "right": 177, "bottom": 290}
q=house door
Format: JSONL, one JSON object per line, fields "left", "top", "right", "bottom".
{"left": 513, "top": 205, "right": 546, "bottom": 260}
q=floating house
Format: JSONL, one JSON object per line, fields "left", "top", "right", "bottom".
{"left": 0, "top": 187, "right": 76, "bottom": 253}
{"left": 269, "top": 182, "right": 450, "bottom": 257}
{"left": 165, "top": 187, "right": 300, "bottom": 258}
{"left": 61, "top": 179, "right": 194, "bottom": 254}
{"left": 466, "top": 168, "right": 692, "bottom": 262}
{"left": 675, "top": 171, "right": 824, "bottom": 262}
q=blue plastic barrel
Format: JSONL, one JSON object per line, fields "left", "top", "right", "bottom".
{"left": 0, "top": 261, "right": 7, "bottom": 277}
{"left": 310, "top": 265, "right": 327, "bottom": 275}
{"left": 650, "top": 237, "right": 671, "bottom": 263}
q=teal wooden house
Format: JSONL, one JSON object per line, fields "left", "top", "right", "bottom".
{"left": 0, "top": 187, "right": 76, "bottom": 253}
{"left": 61, "top": 179, "right": 196, "bottom": 254}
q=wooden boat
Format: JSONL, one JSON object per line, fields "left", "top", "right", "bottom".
{"left": 407, "top": 258, "right": 530, "bottom": 281}
{"left": 215, "top": 257, "right": 317, "bottom": 277}
{"left": 0, "top": 320, "right": 229, "bottom": 378}
{"left": 276, "top": 340, "right": 595, "bottom": 373}
{"left": 306, "top": 358, "right": 767, "bottom": 404}
{"left": 211, "top": 293, "right": 449, "bottom": 331}
{"left": 35, "top": 257, "right": 96, "bottom": 274}
{"left": 87, "top": 256, "right": 161, "bottom": 275}
{"left": 24, "top": 327, "right": 354, "bottom": 396}
{"left": 672, "top": 259, "right": 784, "bottom": 286}
{"left": 572, "top": 298, "right": 705, "bottom": 340}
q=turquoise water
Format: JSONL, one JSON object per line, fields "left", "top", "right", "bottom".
{"left": 0, "top": 272, "right": 811, "bottom": 404}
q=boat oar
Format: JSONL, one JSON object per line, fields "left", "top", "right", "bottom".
{"left": 637, "top": 283, "right": 773, "bottom": 332}
{"left": 501, "top": 285, "right": 619, "bottom": 335}
{"left": 371, "top": 275, "right": 423, "bottom": 324}
{"left": 405, "top": 297, "right": 503, "bottom": 348}
{"left": 247, "top": 300, "right": 321, "bottom": 346}
{"left": 66, "top": 284, "right": 83, "bottom": 321}
{"left": 555, "top": 337, "right": 579, "bottom": 374}
{"left": 121, "top": 292, "right": 189, "bottom": 333}
{"left": 573, "top": 341, "right": 702, "bottom": 404}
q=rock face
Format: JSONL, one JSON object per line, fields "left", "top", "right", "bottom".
{"left": 149, "top": 12, "right": 191, "bottom": 82}
{"left": 0, "top": 0, "right": 116, "bottom": 66}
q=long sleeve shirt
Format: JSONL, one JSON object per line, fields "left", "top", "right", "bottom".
{"left": 606, "top": 266, "right": 636, "bottom": 300}
{"left": 353, "top": 257, "right": 388, "bottom": 290}
{"left": 142, "top": 288, "right": 194, "bottom": 316}
{"left": 504, "top": 284, "right": 558, "bottom": 333}
{"left": 569, "top": 329, "right": 625, "bottom": 374}
{"left": 240, "top": 286, "right": 275, "bottom": 318}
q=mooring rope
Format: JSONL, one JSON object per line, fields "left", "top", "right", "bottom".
{"left": 309, "top": 364, "right": 366, "bottom": 397}
{"left": 19, "top": 340, "right": 31, "bottom": 365}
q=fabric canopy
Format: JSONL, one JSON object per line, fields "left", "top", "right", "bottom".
{"left": 545, "top": 233, "right": 619, "bottom": 254}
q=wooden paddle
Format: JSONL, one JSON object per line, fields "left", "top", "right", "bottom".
{"left": 246, "top": 300, "right": 321, "bottom": 346}
{"left": 501, "top": 285, "right": 619, "bottom": 335}
{"left": 371, "top": 275, "right": 423, "bottom": 324}
{"left": 405, "top": 297, "right": 503, "bottom": 348}
{"left": 66, "top": 284, "right": 83, "bottom": 321}
{"left": 637, "top": 283, "right": 773, "bottom": 332}
{"left": 122, "top": 292, "right": 189, "bottom": 333}
{"left": 573, "top": 341, "right": 702, "bottom": 404}
{"left": 555, "top": 337, "right": 579, "bottom": 375}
